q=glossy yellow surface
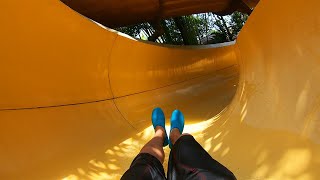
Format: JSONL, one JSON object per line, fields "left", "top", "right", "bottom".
{"left": 1, "top": 0, "right": 320, "bottom": 180}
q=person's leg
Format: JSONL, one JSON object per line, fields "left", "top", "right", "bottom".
{"left": 168, "top": 131, "right": 236, "bottom": 180}
{"left": 121, "top": 127, "right": 167, "bottom": 180}
{"left": 167, "top": 111, "right": 236, "bottom": 180}
{"left": 169, "top": 128, "right": 184, "bottom": 145}
{"left": 121, "top": 108, "right": 168, "bottom": 180}
{"left": 140, "top": 126, "right": 166, "bottom": 163}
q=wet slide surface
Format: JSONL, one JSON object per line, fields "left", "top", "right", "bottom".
{"left": 1, "top": 0, "right": 320, "bottom": 179}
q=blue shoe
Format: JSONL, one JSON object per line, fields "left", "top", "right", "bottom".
{"left": 169, "top": 109, "right": 185, "bottom": 148}
{"left": 152, "top": 107, "right": 169, "bottom": 147}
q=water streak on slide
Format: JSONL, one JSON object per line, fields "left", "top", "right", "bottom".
{"left": 0, "top": 0, "right": 319, "bottom": 179}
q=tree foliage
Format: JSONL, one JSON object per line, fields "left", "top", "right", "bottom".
{"left": 116, "top": 12, "right": 248, "bottom": 45}
{"left": 116, "top": 23, "right": 154, "bottom": 40}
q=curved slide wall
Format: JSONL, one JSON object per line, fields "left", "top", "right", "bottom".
{"left": 0, "top": 0, "right": 319, "bottom": 179}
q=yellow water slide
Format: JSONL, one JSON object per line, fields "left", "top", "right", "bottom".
{"left": 1, "top": 0, "right": 320, "bottom": 179}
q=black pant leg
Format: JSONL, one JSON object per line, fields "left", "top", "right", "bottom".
{"left": 121, "top": 153, "right": 167, "bottom": 180}
{"left": 167, "top": 135, "right": 236, "bottom": 180}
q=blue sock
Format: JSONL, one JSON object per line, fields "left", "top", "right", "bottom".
{"left": 169, "top": 109, "right": 184, "bottom": 148}
{"left": 152, "top": 107, "right": 169, "bottom": 147}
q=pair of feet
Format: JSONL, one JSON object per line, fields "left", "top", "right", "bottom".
{"left": 152, "top": 107, "right": 184, "bottom": 148}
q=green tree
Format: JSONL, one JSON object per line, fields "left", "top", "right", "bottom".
{"left": 207, "top": 12, "right": 248, "bottom": 44}
{"left": 116, "top": 23, "right": 154, "bottom": 39}
{"left": 160, "top": 19, "right": 184, "bottom": 45}
{"left": 116, "top": 12, "right": 248, "bottom": 45}
{"left": 229, "top": 11, "right": 248, "bottom": 39}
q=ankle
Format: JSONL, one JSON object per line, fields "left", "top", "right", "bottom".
{"left": 169, "top": 128, "right": 181, "bottom": 145}
{"left": 155, "top": 126, "right": 165, "bottom": 137}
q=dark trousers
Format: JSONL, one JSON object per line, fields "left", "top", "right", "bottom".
{"left": 121, "top": 135, "right": 236, "bottom": 180}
